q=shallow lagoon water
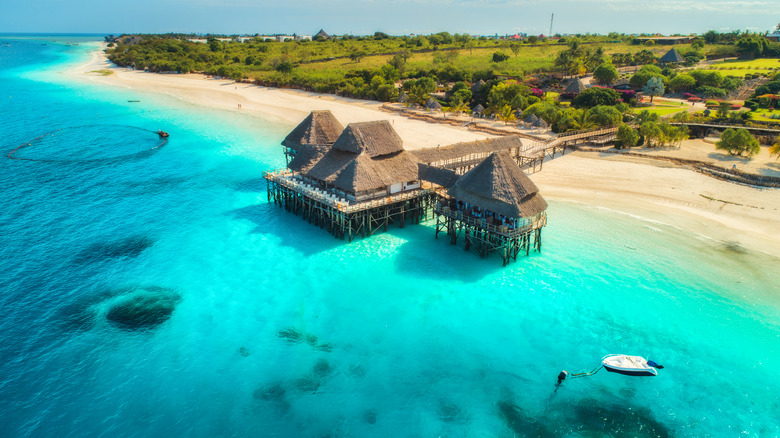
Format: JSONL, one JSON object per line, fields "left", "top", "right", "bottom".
{"left": 1, "top": 36, "right": 780, "bottom": 437}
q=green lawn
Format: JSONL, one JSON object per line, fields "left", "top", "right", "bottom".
{"left": 750, "top": 109, "right": 780, "bottom": 123}
{"left": 641, "top": 105, "right": 688, "bottom": 117}
{"left": 707, "top": 58, "right": 780, "bottom": 77}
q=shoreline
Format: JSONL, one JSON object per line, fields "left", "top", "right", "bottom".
{"left": 63, "top": 45, "right": 780, "bottom": 258}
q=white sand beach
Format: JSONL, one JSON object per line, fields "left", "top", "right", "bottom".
{"left": 66, "top": 46, "right": 780, "bottom": 258}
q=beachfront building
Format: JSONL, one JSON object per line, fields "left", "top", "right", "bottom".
{"left": 434, "top": 151, "right": 548, "bottom": 265}
{"left": 264, "top": 114, "right": 435, "bottom": 241}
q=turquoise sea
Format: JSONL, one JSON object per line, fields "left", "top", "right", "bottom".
{"left": 2, "top": 35, "right": 780, "bottom": 437}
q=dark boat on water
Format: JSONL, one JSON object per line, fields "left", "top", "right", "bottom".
{"left": 157, "top": 130, "right": 169, "bottom": 138}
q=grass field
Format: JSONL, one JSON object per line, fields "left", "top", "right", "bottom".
{"left": 248, "top": 42, "right": 697, "bottom": 83}
{"left": 641, "top": 104, "right": 688, "bottom": 117}
{"left": 707, "top": 58, "right": 780, "bottom": 77}
{"left": 750, "top": 109, "right": 780, "bottom": 123}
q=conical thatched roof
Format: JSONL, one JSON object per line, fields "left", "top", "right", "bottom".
{"left": 398, "top": 91, "right": 408, "bottom": 103}
{"left": 447, "top": 151, "right": 547, "bottom": 218}
{"left": 515, "top": 109, "right": 523, "bottom": 119}
{"left": 472, "top": 104, "right": 485, "bottom": 114}
{"left": 304, "top": 120, "right": 419, "bottom": 193}
{"left": 470, "top": 79, "right": 486, "bottom": 94}
{"left": 564, "top": 78, "right": 587, "bottom": 94}
{"left": 660, "top": 48, "right": 685, "bottom": 63}
{"left": 332, "top": 120, "right": 403, "bottom": 158}
{"left": 425, "top": 98, "right": 443, "bottom": 110}
{"left": 524, "top": 114, "right": 539, "bottom": 124}
{"left": 282, "top": 110, "right": 344, "bottom": 151}
{"left": 533, "top": 118, "right": 548, "bottom": 128}
{"left": 315, "top": 29, "right": 330, "bottom": 39}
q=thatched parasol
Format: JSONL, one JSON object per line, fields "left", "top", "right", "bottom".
{"left": 425, "top": 98, "right": 443, "bottom": 111}
{"left": 564, "top": 78, "right": 587, "bottom": 94}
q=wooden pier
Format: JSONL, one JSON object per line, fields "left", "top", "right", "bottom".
{"left": 264, "top": 171, "right": 436, "bottom": 242}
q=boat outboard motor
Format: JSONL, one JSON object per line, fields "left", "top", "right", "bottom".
{"left": 647, "top": 360, "right": 664, "bottom": 369}
{"left": 557, "top": 370, "right": 568, "bottom": 385}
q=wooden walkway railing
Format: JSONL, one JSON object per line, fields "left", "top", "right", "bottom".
{"left": 263, "top": 169, "right": 433, "bottom": 213}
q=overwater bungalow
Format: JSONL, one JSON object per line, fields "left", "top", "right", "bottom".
{"left": 264, "top": 111, "right": 549, "bottom": 263}
{"left": 434, "top": 151, "right": 548, "bottom": 264}
{"left": 265, "top": 117, "right": 435, "bottom": 241}
{"left": 281, "top": 110, "right": 343, "bottom": 166}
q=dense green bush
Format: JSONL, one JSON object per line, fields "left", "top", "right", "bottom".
{"left": 572, "top": 87, "right": 620, "bottom": 108}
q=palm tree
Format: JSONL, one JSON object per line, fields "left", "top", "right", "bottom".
{"left": 771, "top": 135, "right": 780, "bottom": 159}
{"left": 497, "top": 105, "right": 517, "bottom": 125}
{"left": 449, "top": 101, "right": 469, "bottom": 116}
{"left": 564, "top": 108, "right": 596, "bottom": 131}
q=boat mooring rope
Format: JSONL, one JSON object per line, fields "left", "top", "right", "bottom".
{"left": 7, "top": 124, "right": 167, "bottom": 162}
{"left": 556, "top": 365, "right": 603, "bottom": 387}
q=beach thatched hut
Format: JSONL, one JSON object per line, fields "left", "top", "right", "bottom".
{"left": 447, "top": 151, "right": 547, "bottom": 220}
{"left": 564, "top": 78, "right": 587, "bottom": 95}
{"left": 472, "top": 104, "right": 485, "bottom": 117}
{"left": 315, "top": 29, "right": 331, "bottom": 40}
{"left": 659, "top": 48, "right": 685, "bottom": 65}
{"left": 523, "top": 114, "right": 539, "bottom": 126}
{"left": 515, "top": 109, "right": 523, "bottom": 120}
{"left": 302, "top": 120, "right": 421, "bottom": 202}
{"left": 398, "top": 91, "right": 408, "bottom": 103}
{"left": 533, "top": 118, "right": 549, "bottom": 131}
{"left": 470, "top": 79, "right": 486, "bottom": 95}
{"left": 425, "top": 98, "right": 443, "bottom": 111}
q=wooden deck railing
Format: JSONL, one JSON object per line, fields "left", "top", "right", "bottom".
{"left": 263, "top": 169, "right": 433, "bottom": 213}
{"left": 435, "top": 206, "right": 547, "bottom": 237}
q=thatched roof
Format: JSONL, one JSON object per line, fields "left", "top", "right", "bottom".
{"left": 425, "top": 98, "right": 443, "bottom": 110}
{"left": 472, "top": 104, "right": 485, "bottom": 114}
{"left": 412, "top": 136, "right": 526, "bottom": 164}
{"left": 524, "top": 114, "right": 539, "bottom": 124}
{"left": 564, "top": 78, "right": 587, "bottom": 94}
{"left": 282, "top": 110, "right": 344, "bottom": 151}
{"left": 332, "top": 120, "right": 404, "bottom": 158}
{"left": 315, "top": 29, "right": 330, "bottom": 39}
{"left": 533, "top": 118, "right": 548, "bottom": 128}
{"left": 287, "top": 145, "right": 329, "bottom": 173}
{"left": 447, "top": 151, "right": 547, "bottom": 218}
{"left": 660, "top": 48, "right": 685, "bottom": 63}
{"left": 302, "top": 120, "right": 419, "bottom": 193}
{"left": 418, "top": 163, "right": 460, "bottom": 189}
{"left": 398, "top": 91, "right": 408, "bottom": 103}
{"left": 470, "top": 79, "right": 486, "bottom": 94}
{"left": 305, "top": 149, "right": 419, "bottom": 193}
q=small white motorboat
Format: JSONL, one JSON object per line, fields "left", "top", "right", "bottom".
{"left": 601, "top": 354, "right": 660, "bottom": 377}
